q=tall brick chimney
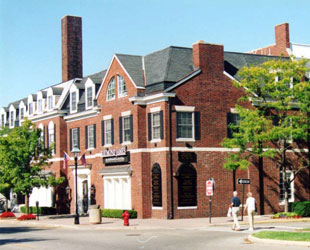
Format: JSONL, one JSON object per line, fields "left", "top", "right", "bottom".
{"left": 275, "top": 23, "right": 290, "bottom": 49}
{"left": 61, "top": 15, "right": 83, "bottom": 82}
{"left": 192, "top": 40, "right": 224, "bottom": 77}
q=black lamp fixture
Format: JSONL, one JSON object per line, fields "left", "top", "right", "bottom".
{"left": 71, "top": 146, "right": 80, "bottom": 225}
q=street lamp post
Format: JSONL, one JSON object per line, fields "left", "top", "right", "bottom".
{"left": 71, "top": 146, "right": 80, "bottom": 225}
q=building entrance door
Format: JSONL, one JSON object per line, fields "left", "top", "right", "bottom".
{"left": 82, "top": 180, "right": 88, "bottom": 213}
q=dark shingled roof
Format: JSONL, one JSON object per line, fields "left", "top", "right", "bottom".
{"left": 115, "top": 54, "right": 144, "bottom": 87}
{"left": 88, "top": 70, "right": 107, "bottom": 84}
{"left": 144, "top": 46, "right": 193, "bottom": 86}
{"left": 52, "top": 87, "right": 63, "bottom": 95}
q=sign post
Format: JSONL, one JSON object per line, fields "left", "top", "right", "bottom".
{"left": 237, "top": 178, "right": 250, "bottom": 221}
{"left": 206, "top": 179, "right": 214, "bottom": 224}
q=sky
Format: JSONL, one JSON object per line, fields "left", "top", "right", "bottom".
{"left": 1, "top": 0, "right": 310, "bottom": 108}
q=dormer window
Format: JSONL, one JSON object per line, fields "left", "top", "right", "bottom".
{"left": 1, "top": 114, "right": 5, "bottom": 128}
{"left": 118, "top": 75, "right": 127, "bottom": 98}
{"left": 20, "top": 108, "right": 24, "bottom": 120}
{"left": 107, "top": 77, "right": 115, "bottom": 101}
{"left": 87, "top": 87, "right": 93, "bottom": 107}
{"left": 48, "top": 96, "right": 53, "bottom": 110}
{"left": 38, "top": 99, "right": 43, "bottom": 113}
{"left": 29, "top": 103, "right": 34, "bottom": 116}
{"left": 71, "top": 92, "right": 77, "bottom": 112}
{"left": 10, "top": 111, "right": 14, "bottom": 128}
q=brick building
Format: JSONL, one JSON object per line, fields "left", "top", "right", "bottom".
{"left": 1, "top": 16, "right": 309, "bottom": 218}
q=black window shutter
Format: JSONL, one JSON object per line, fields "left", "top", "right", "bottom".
{"left": 85, "top": 126, "right": 88, "bottom": 149}
{"left": 227, "top": 112, "right": 232, "bottom": 138}
{"left": 119, "top": 117, "right": 123, "bottom": 144}
{"left": 94, "top": 124, "right": 96, "bottom": 148}
{"left": 43, "top": 126, "right": 45, "bottom": 147}
{"left": 46, "top": 126, "right": 49, "bottom": 148}
{"left": 130, "top": 114, "right": 133, "bottom": 142}
{"left": 160, "top": 111, "right": 164, "bottom": 139}
{"left": 194, "top": 111, "right": 201, "bottom": 140}
{"left": 176, "top": 112, "right": 180, "bottom": 138}
{"left": 148, "top": 113, "right": 152, "bottom": 141}
{"left": 101, "top": 120, "right": 105, "bottom": 146}
{"left": 111, "top": 119, "right": 114, "bottom": 145}
{"left": 69, "top": 128, "right": 72, "bottom": 151}
{"left": 77, "top": 127, "right": 80, "bottom": 149}
{"left": 54, "top": 124, "right": 56, "bottom": 154}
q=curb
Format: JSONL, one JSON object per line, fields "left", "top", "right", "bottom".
{"left": 248, "top": 235, "right": 310, "bottom": 247}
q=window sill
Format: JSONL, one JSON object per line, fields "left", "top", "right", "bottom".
{"left": 87, "top": 147, "right": 95, "bottom": 151}
{"left": 152, "top": 207, "right": 163, "bottom": 210}
{"left": 279, "top": 200, "right": 294, "bottom": 205}
{"left": 177, "top": 206, "right": 197, "bottom": 210}
{"left": 150, "top": 139, "right": 161, "bottom": 143}
{"left": 118, "top": 94, "right": 127, "bottom": 99}
{"left": 176, "top": 138, "right": 195, "bottom": 142}
{"left": 103, "top": 144, "right": 112, "bottom": 148}
{"left": 122, "top": 141, "right": 132, "bottom": 146}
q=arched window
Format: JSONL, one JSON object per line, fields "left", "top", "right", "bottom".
{"left": 117, "top": 75, "right": 127, "bottom": 98}
{"left": 107, "top": 77, "right": 115, "bottom": 100}
{"left": 177, "top": 164, "right": 197, "bottom": 207}
{"left": 152, "top": 163, "right": 162, "bottom": 207}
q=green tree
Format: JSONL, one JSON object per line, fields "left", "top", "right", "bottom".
{"left": 0, "top": 119, "right": 64, "bottom": 214}
{"left": 223, "top": 58, "right": 309, "bottom": 213}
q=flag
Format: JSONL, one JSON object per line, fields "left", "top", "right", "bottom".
{"left": 80, "top": 152, "right": 86, "bottom": 166}
{"left": 63, "top": 152, "right": 70, "bottom": 170}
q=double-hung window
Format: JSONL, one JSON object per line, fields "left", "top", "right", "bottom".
{"left": 71, "top": 128, "right": 80, "bottom": 150}
{"left": 87, "top": 87, "right": 93, "bottom": 107}
{"left": 10, "top": 111, "right": 14, "bottom": 127}
{"left": 227, "top": 112, "right": 240, "bottom": 138}
{"left": 119, "top": 113, "right": 133, "bottom": 144}
{"left": 29, "top": 103, "right": 33, "bottom": 116}
{"left": 48, "top": 96, "right": 53, "bottom": 110}
{"left": 71, "top": 92, "right": 77, "bottom": 112}
{"left": 123, "top": 116, "right": 131, "bottom": 142}
{"left": 152, "top": 113, "right": 161, "bottom": 140}
{"left": 20, "top": 108, "right": 24, "bottom": 120}
{"left": 48, "top": 122, "right": 55, "bottom": 155}
{"left": 1, "top": 114, "right": 5, "bottom": 128}
{"left": 38, "top": 99, "right": 43, "bottom": 113}
{"left": 176, "top": 106, "right": 200, "bottom": 142}
{"left": 85, "top": 124, "right": 96, "bottom": 149}
{"left": 280, "top": 171, "right": 294, "bottom": 203}
{"left": 148, "top": 109, "right": 164, "bottom": 142}
{"left": 105, "top": 119, "right": 112, "bottom": 145}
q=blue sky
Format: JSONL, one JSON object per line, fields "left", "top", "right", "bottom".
{"left": 1, "top": 0, "right": 310, "bottom": 108}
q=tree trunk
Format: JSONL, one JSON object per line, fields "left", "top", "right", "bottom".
{"left": 5, "top": 199, "right": 8, "bottom": 213}
{"left": 25, "top": 194, "right": 30, "bottom": 214}
{"left": 284, "top": 181, "right": 289, "bottom": 213}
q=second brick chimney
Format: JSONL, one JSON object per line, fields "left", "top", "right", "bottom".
{"left": 62, "top": 15, "right": 83, "bottom": 82}
{"left": 192, "top": 40, "right": 224, "bottom": 77}
{"left": 275, "top": 23, "right": 290, "bottom": 49}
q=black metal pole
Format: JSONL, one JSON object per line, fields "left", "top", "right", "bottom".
{"left": 209, "top": 196, "right": 212, "bottom": 223}
{"left": 241, "top": 184, "right": 245, "bottom": 221}
{"left": 74, "top": 155, "right": 79, "bottom": 224}
{"left": 36, "top": 201, "right": 39, "bottom": 221}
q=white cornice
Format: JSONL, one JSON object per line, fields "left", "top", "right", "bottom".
{"left": 129, "top": 93, "right": 176, "bottom": 105}
{"left": 30, "top": 110, "right": 67, "bottom": 122}
{"left": 64, "top": 108, "right": 99, "bottom": 122}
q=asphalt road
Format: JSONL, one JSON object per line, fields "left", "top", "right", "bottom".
{"left": 0, "top": 222, "right": 309, "bottom": 250}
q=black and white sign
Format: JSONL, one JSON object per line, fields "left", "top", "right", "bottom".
{"left": 237, "top": 178, "right": 250, "bottom": 184}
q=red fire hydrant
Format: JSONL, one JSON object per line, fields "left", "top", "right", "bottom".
{"left": 122, "top": 210, "right": 130, "bottom": 226}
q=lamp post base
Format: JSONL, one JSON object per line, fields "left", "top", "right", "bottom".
{"left": 74, "top": 214, "right": 80, "bottom": 224}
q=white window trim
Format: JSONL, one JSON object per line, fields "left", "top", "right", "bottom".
{"left": 279, "top": 170, "right": 294, "bottom": 205}
{"left": 28, "top": 102, "right": 34, "bottom": 117}
{"left": 177, "top": 206, "right": 197, "bottom": 210}
{"left": 47, "top": 95, "right": 54, "bottom": 111}
{"left": 122, "top": 116, "right": 131, "bottom": 144}
{"left": 121, "top": 110, "right": 131, "bottom": 117}
{"left": 85, "top": 79, "right": 95, "bottom": 110}
{"left": 37, "top": 99, "right": 44, "bottom": 114}
{"left": 87, "top": 125, "right": 95, "bottom": 150}
{"left": 72, "top": 128, "right": 79, "bottom": 148}
{"left": 9, "top": 109, "right": 15, "bottom": 129}
{"left": 70, "top": 91, "right": 78, "bottom": 114}
{"left": 151, "top": 112, "right": 161, "bottom": 142}
{"left": 106, "top": 77, "right": 116, "bottom": 101}
{"left": 48, "top": 121, "right": 55, "bottom": 155}
{"left": 175, "top": 106, "right": 195, "bottom": 112}
{"left": 103, "top": 114, "right": 112, "bottom": 120}
{"left": 150, "top": 106, "right": 161, "bottom": 113}
{"left": 176, "top": 112, "right": 195, "bottom": 142}
{"left": 230, "top": 108, "right": 238, "bottom": 114}
{"left": 152, "top": 206, "right": 163, "bottom": 210}
{"left": 104, "top": 119, "right": 112, "bottom": 146}
{"left": 117, "top": 75, "right": 127, "bottom": 98}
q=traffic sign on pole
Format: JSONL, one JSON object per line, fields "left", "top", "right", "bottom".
{"left": 206, "top": 180, "right": 213, "bottom": 196}
{"left": 237, "top": 178, "right": 250, "bottom": 185}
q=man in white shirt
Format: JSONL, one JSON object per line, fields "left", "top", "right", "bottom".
{"left": 244, "top": 192, "right": 256, "bottom": 231}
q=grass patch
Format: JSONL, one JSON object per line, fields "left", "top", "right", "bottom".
{"left": 296, "top": 228, "right": 310, "bottom": 232}
{"left": 253, "top": 231, "right": 310, "bottom": 242}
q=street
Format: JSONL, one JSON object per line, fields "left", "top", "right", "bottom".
{"left": 0, "top": 221, "right": 309, "bottom": 250}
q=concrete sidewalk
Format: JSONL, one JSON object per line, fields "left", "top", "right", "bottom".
{"left": 1, "top": 213, "right": 309, "bottom": 231}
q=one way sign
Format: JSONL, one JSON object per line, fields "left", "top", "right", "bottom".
{"left": 237, "top": 178, "right": 250, "bottom": 184}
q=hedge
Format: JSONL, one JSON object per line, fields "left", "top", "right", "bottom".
{"left": 20, "top": 206, "right": 57, "bottom": 215}
{"left": 291, "top": 201, "right": 310, "bottom": 217}
{"left": 101, "top": 209, "right": 137, "bottom": 218}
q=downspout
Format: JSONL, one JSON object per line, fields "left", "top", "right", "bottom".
{"left": 168, "top": 97, "right": 174, "bottom": 219}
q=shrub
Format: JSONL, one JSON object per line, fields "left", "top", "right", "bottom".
{"left": 18, "top": 214, "right": 36, "bottom": 220}
{"left": 0, "top": 211, "right": 16, "bottom": 218}
{"left": 272, "top": 212, "right": 300, "bottom": 218}
{"left": 101, "top": 209, "right": 137, "bottom": 218}
{"left": 291, "top": 201, "right": 310, "bottom": 217}
{"left": 20, "top": 206, "right": 57, "bottom": 215}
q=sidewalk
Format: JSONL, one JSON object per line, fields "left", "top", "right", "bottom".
{"left": 1, "top": 213, "right": 309, "bottom": 231}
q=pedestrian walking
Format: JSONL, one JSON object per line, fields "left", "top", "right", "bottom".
{"left": 230, "top": 191, "right": 241, "bottom": 231}
{"left": 244, "top": 192, "right": 256, "bottom": 231}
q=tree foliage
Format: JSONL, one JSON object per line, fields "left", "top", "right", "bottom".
{"left": 222, "top": 57, "right": 310, "bottom": 212}
{"left": 0, "top": 119, "right": 64, "bottom": 213}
